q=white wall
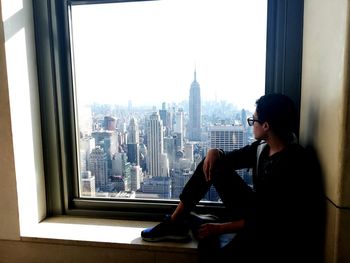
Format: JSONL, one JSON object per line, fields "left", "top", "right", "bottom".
{"left": 0, "top": 0, "right": 20, "bottom": 241}
{"left": 1, "top": 0, "right": 46, "bottom": 238}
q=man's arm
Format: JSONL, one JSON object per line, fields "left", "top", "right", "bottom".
{"left": 224, "top": 140, "right": 262, "bottom": 170}
{"left": 196, "top": 220, "right": 245, "bottom": 240}
{"left": 203, "top": 148, "right": 223, "bottom": 182}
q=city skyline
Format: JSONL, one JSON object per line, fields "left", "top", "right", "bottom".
{"left": 78, "top": 92, "right": 254, "bottom": 200}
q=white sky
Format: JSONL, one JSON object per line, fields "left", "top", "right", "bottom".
{"left": 71, "top": 0, "right": 267, "bottom": 111}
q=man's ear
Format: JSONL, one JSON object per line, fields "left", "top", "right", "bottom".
{"left": 262, "top": 122, "right": 269, "bottom": 131}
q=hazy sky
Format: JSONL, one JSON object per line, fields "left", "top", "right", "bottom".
{"left": 71, "top": 0, "right": 267, "bottom": 111}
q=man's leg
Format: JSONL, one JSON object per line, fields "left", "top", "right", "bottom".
{"left": 141, "top": 156, "right": 254, "bottom": 242}
{"left": 204, "top": 166, "right": 255, "bottom": 261}
{"left": 172, "top": 156, "right": 255, "bottom": 226}
{"left": 177, "top": 159, "right": 212, "bottom": 218}
{"left": 141, "top": 159, "right": 210, "bottom": 242}
{"left": 182, "top": 160, "right": 255, "bottom": 261}
{"left": 211, "top": 166, "right": 255, "bottom": 220}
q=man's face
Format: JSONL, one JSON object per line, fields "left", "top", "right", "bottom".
{"left": 252, "top": 111, "right": 266, "bottom": 140}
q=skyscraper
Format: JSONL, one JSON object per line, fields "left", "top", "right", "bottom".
{"left": 89, "top": 147, "right": 108, "bottom": 191}
{"left": 174, "top": 108, "right": 184, "bottom": 149}
{"left": 147, "top": 112, "right": 168, "bottom": 177}
{"left": 127, "top": 117, "right": 140, "bottom": 165}
{"left": 188, "top": 69, "right": 201, "bottom": 141}
{"left": 130, "top": 165, "right": 142, "bottom": 192}
{"left": 174, "top": 108, "right": 184, "bottom": 133}
{"left": 184, "top": 143, "right": 194, "bottom": 162}
{"left": 91, "top": 131, "right": 118, "bottom": 160}
{"left": 103, "top": 116, "right": 117, "bottom": 131}
{"left": 159, "top": 102, "right": 172, "bottom": 137}
{"left": 81, "top": 171, "right": 96, "bottom": 197}
{"left": 240, "top": 109, "right": 249, "bottom": 129}
{"left": 209, "top": 125, "right": 247, "bottom": 151}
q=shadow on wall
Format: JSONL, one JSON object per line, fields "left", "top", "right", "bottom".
{"left": 304, "top": 144, "right": 327, "bottom": 262}
{"left": 302, "top": 101, "right": 326, "bottom": 261}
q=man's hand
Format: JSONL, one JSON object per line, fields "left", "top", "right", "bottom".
{"left": 196, "top": 223, "right": 222, "bottom": 239}
{"left": 203, "top": 148, "right": 221, "bottom": 182}
{"left": 196, "top": 220, "right": 245, "bottom": 240}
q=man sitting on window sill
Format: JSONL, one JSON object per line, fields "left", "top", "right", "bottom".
{"left": 141, "top": 93, "right": 324, "bottom": 262}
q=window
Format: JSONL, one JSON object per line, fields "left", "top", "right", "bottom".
{"left": 71, "top": 0, "right": 266, "bottom": 201}
{"left": 33, "top": 0, "right": 303, "bottom": 219}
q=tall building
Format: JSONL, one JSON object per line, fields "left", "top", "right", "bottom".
{"left": 112, "top": 152, "right": 131, "bottom": 191}
{"left": 174, "top": 108, "right": 184, "bottom": 149}
{"left": 164, "top": 136, "right": 176, "bottom": 168}
{"left": 81, "top": 171, "right": 96, "bottom": 197}
{"left": 184, "top": 143, "right": 194, "bottom": 162}
{"left": 209, "top": 125, "right": 247, "bottom": 151}
{"left": 104, "top": 116, "right": 117, "bottom": 131}
{"left": 130, "top": 165, "right": 142, "bottom": 192}
{"left": 79, "top": 136, "right": 95, "bottom": 172}
{"left": 159, "top": 103, "right": 172, "bottom": 138}
{"left": 112, "top": 152, "right": 128, "bottom": 175}
{"left": 127, "top": 117, "right": 139, "bottom": 144}
{"left": 171, "top": 168, "right": 192, "bottom": 199}
{"left": 188, "top": 69, "right": 201, "bottom": 141}
{"left": 146, "top": 112, "right": 168, "bottom": 177}
{"left": 141, "top": 177, "right": 171, "bottom": 199}
{"left": 127, "top": 117, "right": 140, "bottom": 165}
{"left": 139, "top": 139, "right": 148, "bottom": 172}
{"left": 91, "top": 131, "right": 118, "bottom": 160}
{"left": 91, "top": 130, "right": 118, "bottom": 176}
{"left": 89, "top": 147, "right": 108, "bottom": 191}
{"left": 174, "top": 108, "right": 184, "bottom": 133}
{"left": 241, "top": 109, "right": 248, "bottom": 128}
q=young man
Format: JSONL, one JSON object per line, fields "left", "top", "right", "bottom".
{"left": 141, "top": 94, "right": 324, "bottom": 262}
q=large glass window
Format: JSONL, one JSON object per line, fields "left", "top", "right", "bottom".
{"left": 70, "top": 0, "right": 267, "bottom": 201}
{"left": 33, "top": 0, "right": 303, "bottom": 218}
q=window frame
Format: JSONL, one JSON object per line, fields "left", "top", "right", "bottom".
{"left": 32, "top": 0, "right": 304, "bottom": 220}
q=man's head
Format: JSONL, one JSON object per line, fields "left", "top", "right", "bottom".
{"left": 254, "top": 93, "right": 297, "bottom": 141}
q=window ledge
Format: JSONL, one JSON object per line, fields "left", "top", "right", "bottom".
{"left": 20, "top": 216, "right": 198, "bottom": 254}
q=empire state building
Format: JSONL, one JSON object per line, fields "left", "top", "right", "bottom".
{"left": 188, "top": 69, "right": 201, "bottom": 141}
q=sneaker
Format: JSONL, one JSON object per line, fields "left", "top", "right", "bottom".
{"left": 141, "top": 215, "right": 191, "bottom": 242}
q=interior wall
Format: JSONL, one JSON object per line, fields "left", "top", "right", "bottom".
{"left": 0, "top": 0, "right": 20, "bottom": 241}
{"left": 1, "top": 0, "right": 46, "bottom": 236}
{"left": 300, "top": 0, "right": 350, "bottom": 262}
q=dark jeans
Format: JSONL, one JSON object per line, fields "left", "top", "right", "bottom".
{"left": 197, "top": 233, "right": 255, "bottom": 263}
{"left": 179, "top": 158, "right": 257, "bottom": 262}
{"left": 179, "top": 158, "right": 255, "bottom": 220}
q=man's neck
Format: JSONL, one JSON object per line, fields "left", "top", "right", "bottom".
{"left": 266, "top": 136, "right": 286, "bottom": 156}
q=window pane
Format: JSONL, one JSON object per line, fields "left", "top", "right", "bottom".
{"left": 71, "top": 0, "right": 267, "bottom": 201}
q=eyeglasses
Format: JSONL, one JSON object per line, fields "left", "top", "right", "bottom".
{"left": 247, "top": 117, "right": 262, "bottom": 126}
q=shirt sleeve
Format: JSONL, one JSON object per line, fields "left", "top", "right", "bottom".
{"left": 222, "top": 140, "right": 261, "bottom": 170}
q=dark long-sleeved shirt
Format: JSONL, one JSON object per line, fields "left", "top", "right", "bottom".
{"left": 222, "top": 140, "right": 324, "bottom": 261}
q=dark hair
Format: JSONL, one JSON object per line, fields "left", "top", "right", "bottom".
{"left": 255, "top": 93, "right": 297, "bottom": 141}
